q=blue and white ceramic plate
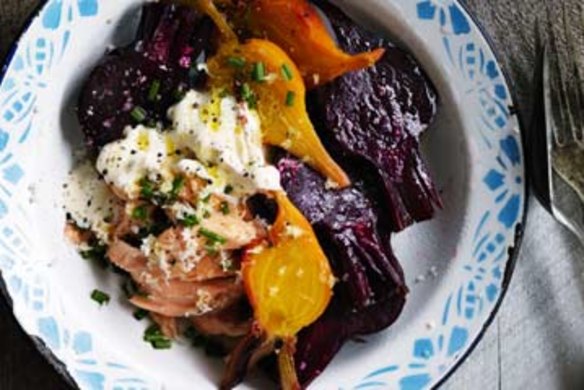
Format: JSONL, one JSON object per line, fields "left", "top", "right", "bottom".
{"left": 0, "top": 0, "right": 526, "bottom": 389}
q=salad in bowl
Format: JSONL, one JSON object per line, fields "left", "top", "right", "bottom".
{"left": 62, "top": 0, "right": 440, "bottom": 388}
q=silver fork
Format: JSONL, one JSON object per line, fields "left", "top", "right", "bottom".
{"left": 532, "top": 3, "right": 584, "bottom": 243}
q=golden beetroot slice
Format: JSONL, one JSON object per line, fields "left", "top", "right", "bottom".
{"left": 207, "top": 39, "right": 350, "bottom": 187}
{"left": 241, "top": 192, "right": 334, "bottom": 388}
{"left": 245, "top": 0, "right": 385, "bottom": 88}
{"left": 242, "top": 193, "right": 333, "bottom": 337}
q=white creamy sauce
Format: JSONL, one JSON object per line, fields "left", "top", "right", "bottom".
{"left": 96, "top": 125, "right": 174, "bottom": 200}
{"left": 169, "top": 90, "right": 281, "bottom": 195}
{"left": 63, "top": 161, "right": 120, "bottom": 243}
{"left": 94, "top": 90, "right": 280, "bottom": 202}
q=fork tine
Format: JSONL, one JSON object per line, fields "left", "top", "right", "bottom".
{"left": 562, "top": 3, "right": 584, "bottom": 148}
{"left": 546, "top": 4, "right": 572, "bottom": 148}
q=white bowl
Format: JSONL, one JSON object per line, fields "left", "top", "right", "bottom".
{"left": 0, "top": 0, "right": 526, "bottom": 389}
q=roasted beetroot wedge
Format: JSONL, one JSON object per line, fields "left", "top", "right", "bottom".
{"left": 78, "top": 2, "right": 215, "bottom": 149}
{"left": 309, "top": 0, "right": 441, "bottom": 232}
{"left": 277, "top": 156, "right": 408, "bottom": 386}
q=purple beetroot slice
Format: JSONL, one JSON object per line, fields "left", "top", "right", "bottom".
{"left": 276, "top": 156, "right": 407, "bottom": 386}
{"left": 78, "top": 3, "right": 215, "bottom": 149}
{"left": 309, "top": 0, "right": 442, "bottom": 232}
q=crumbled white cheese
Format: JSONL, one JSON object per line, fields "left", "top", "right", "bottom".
{"left": 284, "top": 224, "right": 304, "bottom": 239}
{"left": 325, "top": 178, "right": 341, "bottom": 190}
{"left": 167, "top": 202, "right": 198, "bottom": 221}
{"left": 169, "top": 89, "right": 281, "bottom": 196}
{"left": 193, "top": 289, "right": 214, "bottom": 316}
{"left": 140, "top": 235, "right": 171, "bottom": 278}
{"left": 177, "top": 228, "right": 202, "bottom": 272}
{"left": 63, "top": 161, "right": 119, "bottom": 243}
{"left": 96, "top": 125, "right": 175, "bottom": 199}
{"left": 219, "top": 252, "right": 233, "bottom": 272}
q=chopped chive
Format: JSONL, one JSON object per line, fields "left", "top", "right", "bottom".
{"left": 281, "top": 64, "right": 294, "bottom": 81}
{"left": 144, "top": 325, "right": 165, "bottom": 341}
{"left": 132, "top": 205, "right": 148, "bottom": 221}
{"left": 227, "top": 56, "right": 246, "bottom": 68}
{"left": 240, "top": 83, "right": 257, "bottom": 108}
{"left": 131, "top": 106, "right": 148, "bottom": 123}
{"left": 201, "top": 193, "right": 212, "bottom": 203}
{"left": 203, "top": 210, "right": 211, "bottom": 219}
{"left": 91, "top": 289, "right": 110, "bottom": 306}
{"left": 220, "top": 201, "right": 230, "bottom": 215}
{"left": 181, "top": 214, "right": 200, "bottom": 227}
{"left": 251, "top": 62, "right": 266, "bottom": 82}
{"left": 139, "top": 177, "right": 155, "bottom": 199}
{"left": 144, "top": 325, "right": 172, "bottom": 349}
{"left": 199, "top": 227, "right": 227, "bottom": 244}
{"left": 224, "top": 185, "right": 234, "bottom": 195}
{"left": 133, "top": 309, "right": 149, "bottom": 321}
{"left": 147, "top": 80, "right": 161, "bottom": 101}
{"left": 285, "top": 91, "right": 296, "bottom": 107}
{"left": 169, "top": 176, "right": 185, "bottom": 199}
{"left": 241, "top": 83, "right": 253, "bottom": 99}
{"left": 152, "top": 339, "right": 172, "bottom": 349}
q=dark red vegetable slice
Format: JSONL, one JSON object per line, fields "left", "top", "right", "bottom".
{"left": 309, "top": 0, "right": 442, "bottom": 232}
{"left": 78, "top": 2, "right": 216, "bottom": 149}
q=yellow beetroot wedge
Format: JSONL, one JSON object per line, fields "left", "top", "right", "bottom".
{"left": 241, "top": 192, "right": 334, "bottom": 389}
{"left": 207, "top": 39, "right": 350, "bottom": 188}
{"left": 244, "top": 0, "right": 385, "bottom": 88}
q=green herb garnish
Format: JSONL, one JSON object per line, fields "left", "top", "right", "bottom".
{"left": 240, "top": 83, "right": 257, "bottom": 108}
{"left": 281, "top": 64, "right": 294, "bottom": 81}
{"left": 144, "top": 325, "right": 172, "bottom": 350}
{"left": 227, "top": 56, "right": 246, "bottom": 68}
{"left": 147, "top": 80, "right": 161, "bottom": 102}
{"left": 199, "top": 227, "right": 227, "bottom": 245}
{"left": 133, "top": 309, "right": 149, "bottom": 321}
{"left": 130, "top": 106, "right": 148, "bottom": 123}
{"left": 91, "top": 289, "right": 110, "bottom": 306}
{"left": 152, "top": 339, "right": 172, "bottom": 350}
{"left": 132, "top": 205, "right": 148, "bottom": 221}
{"left": 139, "top": 177, "right": 155, "bottom": 200}
{"left": 285, "top": 91, "right": 296, "bottom": 107}
{"left": 251, "top": 61, "right": 266, "bottom": 82}
{"left": 181, "top": 214, "right": 200, "bottom": 228}
{"left": 224, "top": 184, "right": 234, "bottom": 195}
{"left": 169, "top": 176, "right": 185, "bottom": 199}
{"left": 220, "top": 201, "right": 230, "bottom": 215}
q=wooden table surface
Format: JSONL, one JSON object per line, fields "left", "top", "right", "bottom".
{"left": 1, "top": 1, "right": 584, "bottom": 389}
